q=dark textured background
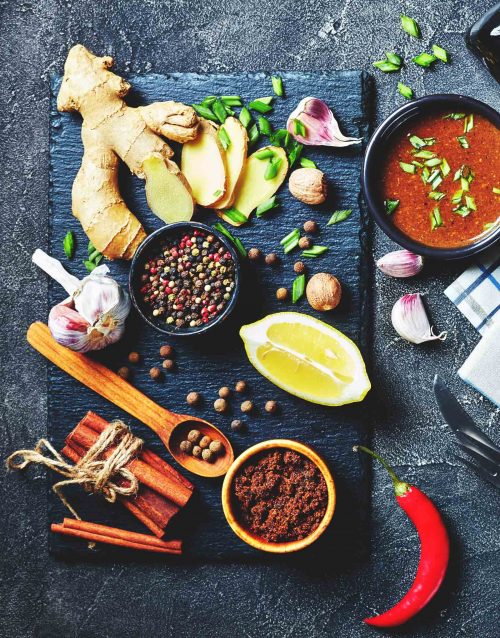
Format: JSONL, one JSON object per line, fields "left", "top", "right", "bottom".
{"left": 0, "top": 1, "right": 499, "bottom": 636}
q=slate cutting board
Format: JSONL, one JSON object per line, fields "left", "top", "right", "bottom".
{"left": 47, "top": 71, "right": 373, "bottom": 562}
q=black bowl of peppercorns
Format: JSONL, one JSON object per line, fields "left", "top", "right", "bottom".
{"left": 129, "top": 222, "right": 241, "bottom": 336}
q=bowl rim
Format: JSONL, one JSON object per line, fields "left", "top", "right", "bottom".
{"left": 221, "top": 438, "right": 336, "bottom": 553}
{"left": 362, "top": 93, "right": 500, "bottom": 260}
{"left": 128, "top": 221, "right": 241, "bottom": 336}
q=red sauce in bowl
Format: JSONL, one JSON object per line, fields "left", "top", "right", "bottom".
{"left": 382, "top": 112, "right": 500, "bottom": 248}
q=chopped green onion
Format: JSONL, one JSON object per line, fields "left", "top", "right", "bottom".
{"left": 213, "top": 189, "right": 223, "bottom": 197}
{"left": 441, "top": 158, "right": 451, "bottom": 177}
{"left": 221, "top": 95, "right": 242, "bottom": 106}
{"left": 430, "top": 207, "right": 443, "bottom": 230}
{"left": 398, "top": 82, "right": 414, "bottom": 99}
{"left": 425, "top": 157, "right": 442, "bottom": 167}
{"left": 264, "top": 157, "right": 282, "bottom": 180}
{"left": 302, "top": 246, "right": 329, "bottom": 258}
{"left": 484, "top": 222, "right": 495, "bottom": 231}
{"left": 421, "top": 167, "right": 430, "bottom": 183}
{"left": 239, "top": 107, "right": 252, "bottom": 128}
{"left": 427, "top": 169, "right": 440, "bottom": 183}
{"left": 413, "top": 149, "right": 436, "bottom": 159}
{"left": 213, "top": 222, "right": 247, "bottom": 258}
{"left": 293, "top": 119, "right": 307, "bottom": 137}
{"left": 94, "top": 254, "right": 104, "bottom": 266}
{"left": 292, "top": 274, "right": 306, "bottom": 303}
{"left": 453, "top": 205, "right": 471, "bottom": 218}
{"left": 224, "top": 106, "right": 235, "bottom": 116}
{"left": 423, "top": 137, "right": 436, "bottom": 146}
{"left": 443, "top": 113, "right": 465, "bottom": 120}
{"left": 432, "top": 44, "right": 450, "bottom": 63}
{"left": 460, "top": 177, "right": 469, "bottom": 192}
{"left": 269, "top": 128, "right": 291, "bottom": 149}
{"left": 248, "top": 124, "right": 260, "bottom": 145}
{"left": 465, "top": 195, "right": 476, "bottom": 211}
{"left": 201, "top": 96, "right": 216, "bottom": 107}
{"left": 271, "top": 76, "right": 284, "bottom": 97}
{"left": 280, "top": 228, "right": 300, "bottom": 246}
{"left": 258, "top": 96, "right": 274, "bottom": 105}
{"left": 288, "top": 142, "right": 303, "bottom": 168}
{"left": 88, "top": 248, "right": 101, "bottom": 262}
{"left": 464, "top": 114, "right": 474, "bottom": 133}
{"left": 258, "top": 116, "right": 273, "bottom": 136}
{"left": 223, "top": 208, "right": 247, "bottom": 224}
{"left": 372, "top": 60, "right": 401, "bottom": 73}
{"left": 256, "top": 196, "right": 279, "bottom": 217}
{"left": 457, "top": 135, "right": 469, "bottom": 149}
{"left": 429, "top": 191, "right": 445, "bottom": 201}
{"left": 248, "top": 99, "right": 273, "bottom": 114}
{"left": 300, "top": 157, "right": 317, "bottom": 169}
{"left": 409, "top": 134, "right": 426, "bottom": 149}
{"left": 84, "top": 260, "right": 97, "bottom": 273}
{"left": 212, "top": 99, "right": 228, "bottom": 123}
{"left": 386, "top": 52, "right": 402, "bottom": 65}
{"left": 431, "top": 175, "right": 443, "bottom": 190}
{"left": 254, "top": 148, "right": 275, "bottom": 160}
{"left": 218, "top": 127, "right": 231, "bottom": 150}
{"left": 401, "top": 15, "right": 420, "bottom": 38}
{"left": 327, "top": 209, "right": 353, "bottom": 225}
{"left": 399, "top": 161, "right": 416, "bottom": 174}
{"left": 384, "top": 199, "right": 400, "bottom": 215}
{"left": 451, "top": 189, "right": 463, "bottom": 205}
{"left": 192, "top": 103, "right": 218, "bottom": 122}
{"left": 493, "top": 187, "right": 500, "bottom": 195}
{"left": 63, "top": 231, "right": 75, "bottom": 259}
{"left": 412, "top": 52, "right": 437, "bottom": 68}
{"left": 412, "top": 160, "right": 424, "bottom": 168}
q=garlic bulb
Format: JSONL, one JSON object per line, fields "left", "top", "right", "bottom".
{"left": 287, "top": 97, "right": 362, "bottom": 147}
{"left": 377, "top": 250, "right": 424, "bottom": 278}
{"left": 391, "top": 293, "right": 447, "bottom": 344}
{"left": 32, "top": 249, "right": 131, "bottom": 352}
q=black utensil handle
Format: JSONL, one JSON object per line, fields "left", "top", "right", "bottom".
{"left": 466, "top": 3, "right": 500, "bottom": 83}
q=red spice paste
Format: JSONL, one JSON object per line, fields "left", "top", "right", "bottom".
{"left": 383, "top": 112, "right": 500, "bottom": 248}
{"left": 232, "top": 449, "right": 328, "bottom": 543}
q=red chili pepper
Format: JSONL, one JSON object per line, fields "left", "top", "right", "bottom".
{"left": 355, "top": 446, "right": 449, "bottom": 628}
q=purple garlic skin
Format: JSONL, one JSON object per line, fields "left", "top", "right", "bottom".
{"left": 377, "top": 250, "right": 424, "bottom": 278}
{"left": 287, "top": 97, "right": 362, "bottom": 147}
{"left": 391, "top": 293, "right": 447, "bottom": 344}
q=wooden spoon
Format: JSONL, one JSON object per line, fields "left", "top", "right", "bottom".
{"left": 27, "top": 322, "right": 234, "bottom": 478}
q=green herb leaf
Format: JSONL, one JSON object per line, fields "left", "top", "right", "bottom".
{"left": 221, "top": 95, "right": 242, "bottom": 106}
{"left": 288, "top": 142, "right": 303, "bottom": 168}
{"left": 465, "top": 195, "right": 476, "bottom": 211}
{"left": 256, "top": 196, "right": 279, "bottom": 217}
{"left": 248, "top": 99, "right": 273, "bottom": 114}
{"left": 441, "top": 158, "right": 451, "bottom": 177}
{"left": 443, "top": 113, "right": 466, "bottom": 120}
{"left": 84, "top": 260, "right": 97, "bottom": 273}
{"left": 401, "top": 15, "right": 420, "bottom": 38}
{"left": 386, "top": 51, "right": 402, "bottom": 66}
{"left": 464, "top": 114, "right": 474, "bottom": 133}
{"left": 218, "top": 126, "right": 231, "bottom": 150}
{"left": 384, "top": 199, "right": 400, "bottom": 215}
{"left": 457, "top": 135, "right": 469, "bottom": 149}
{"left": 212, "top": 99, "right": 227, "bottom": 124}
{"left": 398, "top": 83, "right": 414, "bottom": 99}
{"left": 292, "top": 274, "right": 306, "bottom": 303}
{"left": 493, "top": 187, "right": 500, "bottom": 195}
{"left": 254, "top": 148, "right": 275, "bottom": 160}
{"left": 430, "top": 207, "right": 443, "bottom": 230}
{"left": 271, "top": 76, "right": 284, "bottom": 97}
{"left": 248, "top": 124, "right": 260, "bottom": 145}
{"left": 264, "top": 157, "right": 282, "bottom": 180}
{"left": 223, "top": 208, "right": 247, "bottom": 224}
{"left": 213, "top": 222, "right": 247, "bottom": 258}
{"left": 258, "top": 116, "right": 273, "bottom": 136}
{"left": 192, "top": 103, "right": 219, "bottom": 122}
{"left": 302, "top": 245, "right": 329, "bottom": 258}
{"left": 327, "top": 209, "right": 353, "bottom": 225}
{"left": 451, "top": 189, "right": 463, "bottom": 205}
{"left": 372, "top": 60, "right": 401, "bottom": 73}
{"left": 412, "top": 52, "right": 437, "bottom": 68}
{"left": 293, "top": 118, "right": 307, "bottom": 137}
{"left": 63, "top": 231, "right": 75, "bottom": 259}
{"left": 399, "top": 161, "right": 416, "bottom": 174}
{"left": 300, "top": 157, "right": 317, "bottom": 169}
{"left": 429, "top": 191, "right": 445, "bottom": 201}
{"left": 432, "top": 44, "right": 450, "bottom": 63}
{"left": 239, "top": 107, "right": 252, "bottom": 128}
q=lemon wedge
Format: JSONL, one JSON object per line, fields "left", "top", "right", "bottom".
{"left": 240, "top": 312, "right": 371, "bottom": 406}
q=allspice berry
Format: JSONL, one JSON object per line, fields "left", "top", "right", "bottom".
{"left": 265, "top": 400, "right": 278, "bottom": 414}
{"left": 303, "top": 220, "right": 318, "bottom": 234}
{"left": 298, "top": 236, "right": 312, "bottom": 250}
{"left": 276, "top": 287, "right": 288, "bottom": 301}
{"left": 186, "top": 392, "right": 201, "bottom": 406}
{"left": 127, "top": 352, "right": 140, "bottom": 364}
{"left": 117, "top": 366, "right": 130, "bottom": 380}
{"left": 294, "top": 261, "right": 306, "bottom": 274}
{"left": 202, "top": 449, "right": 214, "bottom": 462}
{"left": 187, "top": 429, "right": 201, "bottom": 443}
{"left": 248, "top": 248, "right": 261, "bottom": 261}
{"left": 199, "top": 435, "right": 212, "bottom": 449}
{"left": 209, "top": 440, "right": 223, "bottom": 455}
{"left": 180, "top": 440, "right": 193, "bottom": 454}
{"left": 162, "top": 358, "right": 175, "bottom": 370}
{"left": 241, "top": 400, "right": 253, "bottom": 413}
{"left": 265, "top": 253, "right": 279, "bottom": 266}
{"left": 235, "top": 380, "right": 247, "bottom": 393}
{"left": 160, "top": 344, "right": 174, "bottom": 358}
{"left": 214, "top": 398, "right": 228, "bottom": 413}
{"left": 231, "top": 419, "right": 245, "bottom": 432}
{"left": 306, "top": 272, "right": 342, "bottom": 311}
{"left": 192, "top": 445, "right": 202, "bottom": 458}
{"left": 218, "top": 386, "right": 231, "bottom": 399}
{"left": 149, "top": 367, "right": 162, "bottom": 381}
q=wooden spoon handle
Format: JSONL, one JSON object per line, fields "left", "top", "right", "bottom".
{"left": 27, "top": 322, "right": 180, "bottom": 441}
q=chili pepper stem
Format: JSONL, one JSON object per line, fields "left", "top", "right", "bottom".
{"left": 353, "top": 445, "right": 410, "bottom": 497}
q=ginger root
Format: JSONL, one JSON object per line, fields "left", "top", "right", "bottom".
{"left": 57, "top": 45, "right": 199, "bottom": 259}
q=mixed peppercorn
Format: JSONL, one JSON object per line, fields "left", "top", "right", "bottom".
{"left": 139, "top": 230, "right": 236, "bottom": 329}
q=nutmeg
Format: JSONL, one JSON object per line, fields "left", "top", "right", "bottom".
{"left": 288, "top": 168, "right": 327, "bottom": 205}
{"left": 306, "top": 273, "right": 342, "bottom": 311}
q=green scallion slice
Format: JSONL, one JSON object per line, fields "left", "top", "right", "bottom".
{"left": 288, "top": 143, "right": 303, "bottom": 168}
{"left": 412, "top": 52, "right": 437, "bottom": 68}
{"left": 239, "top": 107, "right": 252, "bottom": 128}
{"left": 400, "top": 161, "right": 416, "bottom": 174}
{"left": 212, "top": 99, "right": 228, "bottom": 124}
{"left": 441, "top": 158, "right": 451, "bottom": 177}
{"left": 258, "top": 96, "right": 274, "bottom": 105}
{"left": 218, "top": 127, "right": 231, "bottom": 150}
{"left": 430, "top": 207, "right": 443, "bottom": 230}
{"left": 464, "top": 114, "right": 474, "bottom": 133}
{"left": 192, "top": 103, "right": 218, "bottom": 122}
{"left": 213, "top": 222, "right": 247, "bottom": 258}
{"left": 248, "top": 124, "right": 260, "bottom": 145}
{"left": 413, "top": 149, "right": 436, "bottom": 159}
{"left": 223, "top": 208, "right": 247, "bottom": 224}
{"left": 270, "top": 128, "right": 291, "bottom": 149}
{"left": 425, "top": 157, "right": 442, "bottom": 167}
{"left": 292, "top": 274, "right": 306, "bottom": 303}
{"left": 493, "top": 187, "right": 500, "bottom": 195}
{"left": 201, "top": 96, "right": 217, "bottom": 107}
{"left": 327, "top": 209, "right": 353, "bottom": 225}
{"left": 432, "top": 44, "right": 450, "bottom": 63}
{"left": 401, "top": 15, "right": 420, "bottom": 38}
{"left": 213, "top": 189, "right": 223, "bottom": 197}
{"left": 422, "top": 167, "right": 430, "bottom": 184}
{"left": 386, "top": 52, "right": 402, "bottom": 66}
{"left": 451, "top": 189, "right": 463, "bottom": 205}
{"left": 412, "top": 160, "right": 424, "bottom": 168}
{"left": 465, "top": 195, "right": 476, "bottom": 211}
{"left": 409, "top": 134, "right": 426, "bottom": 149}
{"left": 460, "top": 177, "right": 470, "bottom": 192}
{"left": 429, "top": 191, "right": 445, "bottom": 201}
{"left": 221, "top": 95, "right": 243, "bottom": 106}
{"left": 88, "top": 248, "right": 101, "bottom": 263}
{"left": 284, "top": 239, "right": 299, "bottom": 254}
{"left": 280, "top": 228, "right": 300, "bottom": 246}
{"left": 248, "top": 99, "right": 273, "bottom": 114}
{"left": 384, "top": 199, "right": 400, "bottom": 215}
{"left": 63, "top": 231, "right": 75, "bottom": 259}
{"left": 457, "top": 135, "right": 469, "bottom": 149}
{"left": 271, "top": 76, "right": 284, "bottom": 97}
{"left": 255, "top": 148, "right": 275, "bottom": 160}
{"left": 256, "top": 196, "right": 279, "bottom": 217}
{"left": 427, "top": 168, "right": 440, "bottom": 183}
{"left": 423, "top": 137, "right": 436, "bottom": 146}
{"left": 302, "top": 246, "right": 329, "bottom": 258}
{"left": 84, "top": 260, "right": 97, "bottom": 272}
{"left": 453, "top": 205, "right": 471, "bottom": 218}
{"left": 258, "top": 116, "right": 273, "bottom": 136}
{"left": 398, "top": 82, "right": 414, "bottom": 99}
{"left": 373, "top": 60, "right": 401, "bottom": 73}
{"left": 264, "top": 157, "right": 282, "bottom": 180}
{"left": 431, "top": 174, "right": 443, "bottom": 190}
{"left": 484, "top": 222, "right": 495, "bottom": 231}
{"left": 300, "top": 157, "right": 317, "bottom": 169}
{"left": 293, "top": 119, "right": 307, "bottom": 137}
{"left": 443, "top": 113, "right": 466, "bottom": 120}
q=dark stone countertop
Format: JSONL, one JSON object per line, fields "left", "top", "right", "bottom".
{"left": 0, "top": 1, "right": 498, "bottom": 636}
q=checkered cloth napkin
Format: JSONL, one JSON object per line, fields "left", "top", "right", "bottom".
{"left": 444, "top": 246, "right": 500, "bottom": 406}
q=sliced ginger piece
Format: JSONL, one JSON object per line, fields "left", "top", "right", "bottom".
{"left": 211, "top": 117, "right": 248, "bottom": 210}
{"left": 143, "top": 156, "right": 194, "bottom": 224}
{"left": 219, "top": 146, "right": 288, "bottom": 226}
{"left": 181, "top": 120, "right": 227, "bottom": 207}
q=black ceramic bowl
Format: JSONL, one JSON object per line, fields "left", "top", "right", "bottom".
{"left": 129, "top": 222, "right": 241, "bottom": 336}
{"left": 362, "top": 94, "right": 500, "bottom": 259}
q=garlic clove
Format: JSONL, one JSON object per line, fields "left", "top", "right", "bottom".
{"left": 377, "top": 250, "right": 424, "bottom": 278}
{"left": 287, "top": 97, "right": 362, "bottom": 147}
{"left": 391, "top": 293, "right": 447, "bottom": 344}
{"left": 48, "top": 300, "right": 93, "bottom": 352}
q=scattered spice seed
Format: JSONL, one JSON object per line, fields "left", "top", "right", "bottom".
{"left": 149, "top": 367, "right": 162, "bottom": 381}
{"left": 271, "top": 75, "right": 284, "bottom": 97}
{"left": 241, "top": 400, "right": 254, "bottom": 413}
{"left": 128, "top": 352, "right": 141, "bottom": 364}
{"left": 218, "top": 386, "right": 231, "bottom": 399}
{"left": 159, "top": 345, "right": 174, "bottom": 358}
{"left": 214, "top": 398, "right": 228, "bottom": 413}
{"left": 265, "top": 400, "right": 278, "bottom": 414}
{"left": 303, "top": 220, "right": 318, "bottom": 233}
{"left": 276, "top": 287, "right": 288, "bottom": 301}
{"left": 298, "top": 236, "right": 312, "bottom": 250}
{"left": 235, "top": 380, "right": 247, "bottom": 393}
{"left": 209, "top": 440, "right": 223, "bottom": 454}
{"left": 162, "top": 359, "right": 175, "bottom": 370}
{"left": 186, "top": 392, "right": 201, "bottom": 406}
{"left": 192, "top": 445, "right": 202, "bottom": 458}
{"left": 180, "top": 440, "right": 193, "bottom": 454}
{"left": 248, "top": 248, "right": 262, "bottom": 261}
{"left": 187, "top": 429, "right": 201, "bottom": 443}
{"left": 117, "top": 366, "right": 130, "bottom": 380}
{"left": 294, "top": 261, "right": 306, "bottom": 274}
{"left": 202, "top": 449, "right": 214, "bottom": 462}
{"left": 199, "top": 435, "right": 211, "bottom": 449}
{"left": 231, "top": 419, "right": 245, "bottom": 432}
{"left": 265, "top": 252, "right": 279, "bottom": 266}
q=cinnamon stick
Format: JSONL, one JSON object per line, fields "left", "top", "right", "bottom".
{"left": 51, "top": 523, "right": 182, "bottom": 555}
